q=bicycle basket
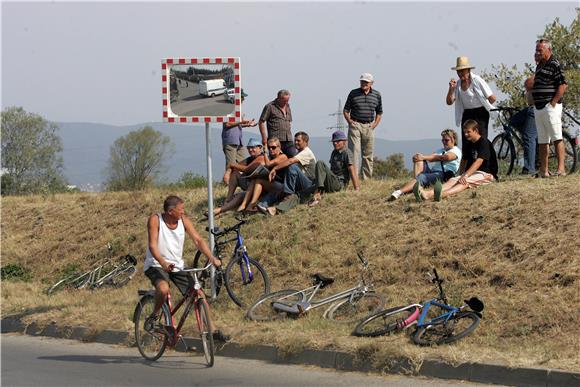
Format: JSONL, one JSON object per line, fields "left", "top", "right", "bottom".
{"left": 465, "top": 297, "right": 484, "bottom": 313}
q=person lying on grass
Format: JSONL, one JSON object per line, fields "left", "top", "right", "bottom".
{"left": 415, "top": 119, "right": 498, "bottom": 202}
{"left": 308, "top": 130, "right": 360, "bottom": 207}
{"left": 388, "top": 129, "right": 461, "bottom": 201}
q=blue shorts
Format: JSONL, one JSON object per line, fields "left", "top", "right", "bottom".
{"left": 416, "top": 162, "right": 445, "bottom": 187}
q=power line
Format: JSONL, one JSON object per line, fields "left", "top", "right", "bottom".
{"left": 326, "top": 99, "right": 346, "bottom": 132}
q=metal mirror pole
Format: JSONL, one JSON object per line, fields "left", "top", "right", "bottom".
{"left": 205, "top": 122, "right": 216, "bottom": 299}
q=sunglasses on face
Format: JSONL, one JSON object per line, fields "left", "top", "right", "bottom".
{"left": 268, "top": 146, "right": 278, "bottom": 150}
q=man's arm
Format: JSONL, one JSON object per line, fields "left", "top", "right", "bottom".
{"left": 182, "top": 216, "right": 221, "bottom": 267}
{"left": 551, "top": 84, "right": 567, "bottom": 108}
{"left": 458, "top": 159, "right": 467, "bottom": 175}
{"left": 258, "top": 104, "right": 270, "bottom": 146}
{"left": 265, "top": 154, "right": 288, "bottom": 168}
{"left": 147, "top": 215, "right": 172, "bottom": 272}
{"left": 230, "top": 155, "right": 265, "bottom": 173}
{"left": 268, "top": 156, "right": 299, "bottom": 181}
{"left": 347, "top": 164, "right": 360, "bottom": 190}
{"left": 343, "top": 111, "right": 353, "bottom": 126}
{"left": 371, "top": 114, "right": 382, "bottom": 130}
{"left": 458, "top": 158, "right": 484, "bottom": 185}
{"left": 420, "top": 151, "right": 458, "bottom": 162}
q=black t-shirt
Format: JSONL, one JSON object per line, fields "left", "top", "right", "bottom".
{"left": 463, "top": 137, "right": 498, "bottom": 179}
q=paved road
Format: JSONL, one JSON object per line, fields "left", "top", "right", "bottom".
{"left": 171, "top": 81, "right": 234, "bottom": 117}
{"left": 1, "top": 334, "right": 487, "bottom": 386}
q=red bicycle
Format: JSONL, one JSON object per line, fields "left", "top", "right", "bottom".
{"left": 133, "top": 263, "right": 215, "bottom": 367}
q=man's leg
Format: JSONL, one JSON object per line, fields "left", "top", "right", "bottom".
{"left": 348, "top": 122, "right": 362, "bottom": 179}
{"left": 222, "top": 145, "right": 237, "bottom": 185}
{"left": 520, "top": 107, "right": 537, "bottom": 174}
{"left": 534, "top": 105, "right": 551, "bottom": 177}
{"left": 225, "top": 171, "right": 240, "bottom": 202}
{"left": 554, "top": 139, "right": 566, "bottom": 174}
{"left": 153, "top": 280, "right": 170, "bottom": 317}
{"left": 360, "top": 123, "right": 374, "bottom": 179}
{"left": 413, "top": 160, "right": 427, "bottom": 177}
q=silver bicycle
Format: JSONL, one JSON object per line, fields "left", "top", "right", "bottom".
{"left": 47, "top": 244, "right": 137, "bottom": 295}
{"left": 246, "top": 252, "right": 385, "bottom": 323}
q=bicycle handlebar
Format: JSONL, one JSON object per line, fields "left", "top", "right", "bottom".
{"left": 171, "top": 262, "right": 213, "bottom": 273}
{"left": 205, "top": 218, "right": 246, "bottom": 237}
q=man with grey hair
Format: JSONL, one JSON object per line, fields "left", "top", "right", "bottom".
{"left": 532, "top": 38, "right": 568, "bottom": 177}
{"left": 259, "top": 89, "right": 297, "bottom": 157}
{"left": 343, "top": 73, "right": 383, "bottom": 180}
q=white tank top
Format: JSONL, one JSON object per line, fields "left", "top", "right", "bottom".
{"left": 144, "top": 214, "right": 185, "bottom": 271}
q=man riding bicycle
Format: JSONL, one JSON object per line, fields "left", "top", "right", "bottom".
{"left": 144, "top": 195, "right": 229, "bottom": 341}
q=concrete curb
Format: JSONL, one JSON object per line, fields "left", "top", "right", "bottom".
{"left": 2, "top": 316, "right": 579, "bottom": 386}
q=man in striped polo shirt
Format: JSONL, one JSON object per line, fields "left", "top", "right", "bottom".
{"left": 343, "top": 73, "right": 383, "bottom": 180}
{"left": 532, "top": 38, "right": 568, "bottom": 177}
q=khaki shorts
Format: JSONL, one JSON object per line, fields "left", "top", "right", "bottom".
{"left": 223, "top": 144, "right": 247, "bottom": 169}
{"left": 534, "top": 103, "right": 563, "bottom": 144}
{"left": 448, "top": 171, "right": 494, "bottom": 188}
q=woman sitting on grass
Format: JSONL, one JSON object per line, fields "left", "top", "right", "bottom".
{"left": 237, "top": 137, "right": 288, "bottom": 212}
{"left": 388, "top": 129, "right": 461, "bottom": 201}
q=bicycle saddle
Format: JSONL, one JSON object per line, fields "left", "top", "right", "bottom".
{"left": 465, "top": 297, "right": 484, "bottom": 313}
{"left": 311, "top": 273, "right": 334, "bottom": 288}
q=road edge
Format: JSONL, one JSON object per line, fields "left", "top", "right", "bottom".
{"left": 2, "top": 316, "right": 578, "bottom": 386}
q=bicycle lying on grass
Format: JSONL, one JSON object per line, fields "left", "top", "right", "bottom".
{"left": 353, "top": 269, "right": 484, "bottom": 346}
{"left": 133, "top": 262, "right": 216, "bottom": 367}
{"left": 246, "top": 252, "right": 385, "bottom": 323}
{"left": 47, "top": 245, "right": 137, "bottom": 295}
{"left": 193, "top": 216, "right": 270, "bottom": 308}
{"left": 491, "top": 107, "right": 578, "bottom": 176}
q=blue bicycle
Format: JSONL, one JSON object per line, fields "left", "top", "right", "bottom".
{"left": 193, "top": 216, "right": 270, "bottom": 308}
{"left": 353, "top": 269, "right": 484, "bottom": 346}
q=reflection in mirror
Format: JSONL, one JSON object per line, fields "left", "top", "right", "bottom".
{"left": 168, "top": 63, "right": 236, "bottom": 117}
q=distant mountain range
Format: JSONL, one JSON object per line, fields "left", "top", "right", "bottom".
{"left": 56, "top": 122, "right": 441, "bottom": 191}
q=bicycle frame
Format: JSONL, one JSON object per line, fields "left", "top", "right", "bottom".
{"left": 161, "top": 265, "right": 210, "bottom": 348}
{"left": 273, "top": 258, "right": 374, "bottom": 315}
{"left": 416, "top": 299, "right": 461, "bottom": 328}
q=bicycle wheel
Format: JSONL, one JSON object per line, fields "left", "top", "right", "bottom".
{"left": 134, "top": 295, "right": 170, "bottom": 361}
{"left": 46, "top": 271, "right": 90, "bottom": 295}
{"left": 547, "top": 131, "right": 577, "bottom": 174}
{"left": 352, "top": 305, "right": 420, "bottom": 337}
{"left": 412, "top": 311, "right": 480, "bottom": 346}
{"left": 492, "top": 133, "right": 516, "bottom": 176}
{"left": 224, "top": 255, "right": 270, "bottom": 308}
{"left": 245, "top": 289, "right": 304, "bottom": 322}
{"left": 196, "top": 299, "right": 215, "bottom": 367}
{"left": 324, "top": 292, "right": 385, "bottom": 323}
{"left": 106, "top": 265, "right": 137, "bottom": 288}
{"left": 193, "top": 251, "right": 223, "bottom": 299}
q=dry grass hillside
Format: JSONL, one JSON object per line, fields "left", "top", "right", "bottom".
{"left": 1, "top": 174, "right": 579, "bottom": 372}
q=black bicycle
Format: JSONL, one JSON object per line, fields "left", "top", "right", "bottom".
{"left": 491, "top": 107, "right": 578, "bottom": 176}
{"left": 193, "top": 216, "right": 270, "bottom": 308}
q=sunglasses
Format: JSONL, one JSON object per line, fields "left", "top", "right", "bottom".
{"left": 268, "top": 146, "right": 278, "bottom": 150}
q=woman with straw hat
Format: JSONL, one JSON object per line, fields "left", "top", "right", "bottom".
{"left": 446, "top": 56, "right": 496, "bottom": 152}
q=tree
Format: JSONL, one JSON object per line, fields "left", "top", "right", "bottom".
{"left": 481, "top": 10, "right": 579, "bottom": 119}
{"left": 1, "top": 107, "right": 67, "bottom": 195}
{"left": 105, "top": 126, "right": 174, "bottom": 191}
{"left": 373, "top": 153, "right": 410, "bottom": 179}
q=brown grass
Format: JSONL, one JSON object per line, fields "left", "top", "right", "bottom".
{"left": 1, "top": 174, "right": 579, "bottom": 372}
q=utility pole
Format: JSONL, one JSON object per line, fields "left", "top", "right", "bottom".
{"left": 327, "top": 99, "right": 346, "bottom": 132}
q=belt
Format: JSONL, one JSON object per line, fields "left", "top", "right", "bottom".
{"left": 352, "top": 119, "right": 373, "bottom": 124}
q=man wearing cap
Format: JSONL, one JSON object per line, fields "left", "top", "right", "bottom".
{"left": 221, "top": 90, "right": 257, "bottom": 184}
{"left": 343, "top": 73, "right": 383, "bottom": 180}
{"left": 446, "top": 57, "right": 496, "bottom": 152}
{"left": 308, "top": 131, "right": 360, "bottom": 207}
{"left": 532, "top": 38, "right": 568, "bottom": 177}
{"left": 259, "top": 89, "right": 297, "bottom": 157}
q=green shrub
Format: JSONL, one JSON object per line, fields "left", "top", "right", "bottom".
{"left": 1, "top": 263, "right": 32, "bottom": 281}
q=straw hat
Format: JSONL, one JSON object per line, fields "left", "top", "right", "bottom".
{"left": 451, "top": 56, "right": 475, "bottom": 71}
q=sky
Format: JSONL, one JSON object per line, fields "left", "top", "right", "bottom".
{"left": 1, "top": 1, "right": 577, "bottom": 141}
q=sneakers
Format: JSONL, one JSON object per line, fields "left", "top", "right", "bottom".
{"left": 212, "top": 330, "right": 230, "bottom": 342}
{"left": 388, "top": 190, "right": 402, "bottom": 202}
{"left": 144, "top": 314, "right": 158, "bottom": 332}
{"left": 434, "top": 180, "right": 443, "bottom": 202}
{"left": 412, "top": 182, "right": 424, "bottom": 202}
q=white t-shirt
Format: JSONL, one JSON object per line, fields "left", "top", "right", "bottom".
{"left": 458, "top": 85, "right": 483, "bottom": 109}
{"left": 144, "top": 214, "right": 185, "bottom": 271}
{"left": 294, "top": 146, "right": 316, "bottom": 176}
